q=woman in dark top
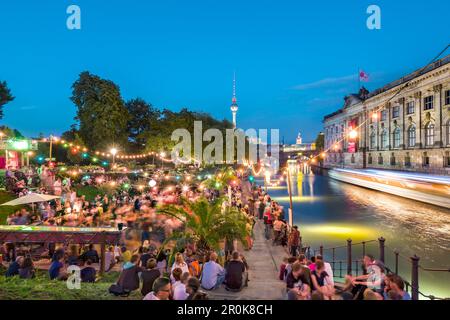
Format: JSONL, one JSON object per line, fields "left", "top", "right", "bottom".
{"left": 311, "top": 261, "right": 333, "bottom": 299}
{"left": 5, "top": 256, "right": 23, "bottom": 277}
{"left": 224, "top": 252, "right": 247, "bottom": 291}
{"left": 19, "top": 256, "right": 35, "bottom": 279}
{"left": 140, "top": 258, "right": 161, "bottom": 296}
{"left": 117, "top": 255, "right": 143, "bottom": 292}
{"left": 311, "top": 269, "right": 328, "bottom": 287}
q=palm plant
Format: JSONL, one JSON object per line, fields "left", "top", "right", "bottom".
{"left": 157, "top": 196, "right": 249, "bottom": 257}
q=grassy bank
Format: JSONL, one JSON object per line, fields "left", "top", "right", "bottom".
{"left": 0, "top": 191, "right": 25, "bottom": 224}
{"left": 0, "top": 269, "right": 142, "bottom": 300}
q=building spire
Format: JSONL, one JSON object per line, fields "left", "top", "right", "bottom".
{"left": 232, "top": 71, "right": 237, "bottom": 103}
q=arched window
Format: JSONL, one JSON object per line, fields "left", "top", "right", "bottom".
{"left": 380, "top": 129, "right": 388, "bottom": 149}
{"left": 408, "top": 125, "right": 416, "bottom": 148}
{"left": 393, "top": 127, "right": 401, "bottom": 148}
{"left": 425, "top": 122, "right": 435, "bottom": 146}
{"left": 370, "top": 131, "right": 376, "bottom": 149}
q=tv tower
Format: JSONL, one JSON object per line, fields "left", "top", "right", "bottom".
{"left": 230, "top": 72, "right": 238, "bottom": 129}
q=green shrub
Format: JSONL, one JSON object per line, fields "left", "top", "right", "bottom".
{"left": 0, "top": 270, "right": 141, "bottom": 300}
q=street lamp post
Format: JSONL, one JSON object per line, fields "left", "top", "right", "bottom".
{"left": 49, "top": 134, "right": 53, "bottom": 163}
{"left": 160, "top": 152, "right": 166, "bottom": 170}
{"left": 286, "top": 165, "right": 294, "bottom": 228}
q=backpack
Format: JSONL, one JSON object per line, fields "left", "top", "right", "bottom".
{"left": 108, "top": 284, "right": 130, "bottom": 297}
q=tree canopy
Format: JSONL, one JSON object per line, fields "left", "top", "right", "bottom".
{"left": 0, "top": 81, "right": 14, "bottom": 119}
{"left": 70, "top": 71, "right": 130, "bottom": 151}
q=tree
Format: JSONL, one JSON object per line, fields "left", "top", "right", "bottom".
{"left": 143, "top": 108, "right": 234, "bottom": 158}
{"left": 315, "top": 132, "right": 325, "bottom": 151}
{"left": 0, "top": 81, "right": 14, "bottom": 119}
{"left": 125, "top": 98, "right": 160, "bottom": 151}
{"left": 70, "top": 71, "right": 130, "bottom": 151}
{"left": 0, "top": 126, "right": 23, "bottom": 138}
{"left": 157, "top": 197, "right": 250, "bottom": 257}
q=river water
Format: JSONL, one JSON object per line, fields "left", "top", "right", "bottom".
{"left": 259, "top": 170, "right": 450, "bottom": 299}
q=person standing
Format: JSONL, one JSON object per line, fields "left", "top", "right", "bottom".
{"left": 288, "top": 226, "right": 300, "bottom": 257}
{"left": 263, "top": 205, "right": 273, "bottom": 240}
{"left": 272, "top": 217, "right": 285, "bottom": 245}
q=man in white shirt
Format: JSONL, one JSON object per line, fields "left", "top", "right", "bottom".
{"left": 201, "top": 252, "right": 225, "bottom": 290}
{"left": 173, "top": 272, "right": 190, "bottom": 300}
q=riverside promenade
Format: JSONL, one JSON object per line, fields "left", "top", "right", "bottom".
{"left": 208, "top": 220, "right": 287, "bottom": 300}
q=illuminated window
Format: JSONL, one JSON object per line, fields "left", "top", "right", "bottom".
{"left": 370, "top": 131, "right": 376, "bottom": 149}
{"left": 390, "top": 153, "right": 396, "bottom": 166}
{"left": 392, "top": 106, "right": 400, "bottom": 118}
{"left": 422, "top": 152, "right": 430, "bottom": 167}
{"left": 406, "top": 101, "right": 415, "bottom": 114}
{"left": 425, "top": 122, "right": 435, "bottom": 146}
{"left": 393, "top": 127, "right": 401, "bottom": 148}
{"left": 380, "top": 129, "right": 388, "bottom": 149}
{"left": 408, "top": 125, "right": 416, "bottom": 148}
{"left": 445, "top": 151, "right": 450, "bottom": 168}
{"left": 378, "top": 153, "right": 383, "bottom": 165}
{"left": 424, "top": 95, "right": 434, "bottom": 110}
{"left": 447, "top": 120, "right": 450, "bottom": 146}
{"left": 405, "top": 152, "right": 411, "bottom": 167}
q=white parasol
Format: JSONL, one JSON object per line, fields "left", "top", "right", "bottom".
{"left": 0, "top": 193, "right": 61, "bottom": 206}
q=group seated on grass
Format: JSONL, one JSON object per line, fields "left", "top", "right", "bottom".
{"left": 1, "top": 240, "right": 250, "bottom": 300}
{"left": 279, "top": 253, "right": 411, "bottom": 300}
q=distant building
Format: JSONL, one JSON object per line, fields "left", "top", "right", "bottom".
{"left": 296, "top": 132, "right": 303, "bottom": 145}
{"left": 323, "top": 54, "right": 450, "bottom": 175}
{"left": 282, "top": 132, "right": 316, "bottom": 153}
{"left": 279, "top": 132, "right": 316, "bottom": 167}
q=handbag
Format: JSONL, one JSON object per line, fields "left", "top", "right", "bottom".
{"left": 108, "top": 283, "right": 130, "bottom": 296}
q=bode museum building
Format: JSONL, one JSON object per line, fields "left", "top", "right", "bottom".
{"left": 323, "top": 55, "right": 450, "bottom": 175}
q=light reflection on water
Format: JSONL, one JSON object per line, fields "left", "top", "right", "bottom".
{"left": 262, "top": 173, "right": 450, "bottom": 298}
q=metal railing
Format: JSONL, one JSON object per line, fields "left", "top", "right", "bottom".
{"left": 311, "top": 237, "right": 450, "bottom": 300}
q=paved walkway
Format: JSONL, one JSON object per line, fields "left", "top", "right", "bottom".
{"left": 208, "top": 220, "right": 288, "bottom": 300}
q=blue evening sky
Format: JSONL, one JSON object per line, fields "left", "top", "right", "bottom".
{"left": 0, "top": 0, "right": 449, "bottom": 143}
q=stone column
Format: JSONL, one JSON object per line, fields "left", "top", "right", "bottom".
{"left": 434, "top": 84, "right": 443, "bottom": 147}
{"left": 400, "top": 97, "right": 406, "bottom": 149}
{"left": 387, "top": 102, "right": 392, "bottom": 150}
{"left": 415, "top": 91, "right": 422, "bottom": 148}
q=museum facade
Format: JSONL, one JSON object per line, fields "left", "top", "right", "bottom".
{"left": 323, "top": 55, "right": 450, "bottom": 174}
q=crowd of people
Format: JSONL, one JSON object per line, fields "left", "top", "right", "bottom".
{"left": 1, "top": 164, "right": 413, "bottom": 301}
{"left": 1, "top": 165, "right": 257, "bottom": 300}
{"left": 277, "top": 252, "right": 411, "bottom": 300}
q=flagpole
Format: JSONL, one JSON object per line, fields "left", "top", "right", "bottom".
{"left": 357, "top": 67, "right": 360, "bottom": 90}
